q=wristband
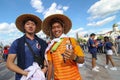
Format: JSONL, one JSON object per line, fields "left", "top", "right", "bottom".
{"left": 73, "top": 55, "right": 79, "bottom": 62}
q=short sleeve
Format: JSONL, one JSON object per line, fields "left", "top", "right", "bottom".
{"left": 107, "top": 42, "right": 113, "bottom": 48}
{"left": 89, "top": 39, "right": 94, "bottom": 46}
{"left": 70, "top": 38, "right": 84, "bottom": 57}
{"left": 9, "top": 39, "right": 18, "bottom": 54}
{"left": 47, "top": 50, "right": 52, "bottom": 61}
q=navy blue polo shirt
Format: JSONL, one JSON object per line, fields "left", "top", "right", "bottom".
{"left": 9, "top": 37, "right": 41, "bottom": 68}
{"left": 104, "top": 42, "right": 113, "bottom": 50}
{"left": 88, "top": 38, "right": 97, "bottom": 53}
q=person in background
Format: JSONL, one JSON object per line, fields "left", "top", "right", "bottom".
{"left": 3, "top": 46, "right": 9, "bottom": 61}
{"left": 97, "top": 39, "right": 103, "bottom": 54}
{"left": 42, "top": 14, "right": 85, "bottom": 80}
{"left": 104, "top": 36, "right": 117, "bottom": 70}
{"left": 6, "top": 14, "right": 48, "bottom": 80}
{"left": 88, "top": 33, "right": 99, "bottom": 72}
{"left": 116, "top": 36, "right": 120, "bottom": 55}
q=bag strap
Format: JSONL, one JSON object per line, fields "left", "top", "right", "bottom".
{"left": 25, "top": 40, "right": 43, "bottom": 65}
{"left": 25, "top": 40, "right": 36, "bottom": 57}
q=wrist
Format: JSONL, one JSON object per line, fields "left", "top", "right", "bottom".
{"left": 23, "top": 71, "right": 28, "bottom": 76}
{"left": 73, "top": 55, "right": 79, "bottom": 62}
{"left": 73, "top": 55, "right": 77, "bottom": 60}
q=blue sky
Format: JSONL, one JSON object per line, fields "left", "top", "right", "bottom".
{"left": 0, "top": 0, "right": 120, "bottom": 45}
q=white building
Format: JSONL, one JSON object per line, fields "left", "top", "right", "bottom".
{"left": 110, "top": 23, "right": 120, "bottom": 41}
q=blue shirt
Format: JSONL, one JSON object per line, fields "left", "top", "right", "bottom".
{"left": 88, "top": 38, "right": 97, "bottom": 53}
{"left": 104, "top": 42, "right": 113, "bottom": 50}
{"left": 9, "top": 37, "right": 41, "bottom": 68}
{"left": 98, "top": 41, "right": 103, "bottom": 47}
{"left": 9, "top": 35, "right": 48, "bottom": 80}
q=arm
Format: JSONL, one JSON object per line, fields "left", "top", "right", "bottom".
{"left": 110, "top": 42, "right": 116, "bottom": 52}
{"left": 91, "top": 40, "right": 98, "bottom": 47}
{"left": 47, "top": 61, "right": 53, "bottom": 80}
{"left": 73, "top": 54, "right": 84, "bottom": 63}
{"left": 41, "top": 40, "right": 48, "bottom": 73}
{"left": 41, "top": 60, "right": 48, "bottom": 73}
{"left": 6, "top": 54, "right": 28, "bottom": 76}
{"left": 64, "top": 38, "right": 85, "bottom": 64}
{"left": 64, "top": 49, "right": 84, "bottom": 64}
{"left": 111, "top": 45, "right": 117, "bottom": 55}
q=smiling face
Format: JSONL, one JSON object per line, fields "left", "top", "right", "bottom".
{"left": 24, "top": 20, "right": 36, "bottom": 34}
{"left": 51, "top": 22, "right": 64, "bottom": 38}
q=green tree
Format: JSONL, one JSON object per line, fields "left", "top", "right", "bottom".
{"left": 97, "top": 35, "right": 104, "bottom": 40}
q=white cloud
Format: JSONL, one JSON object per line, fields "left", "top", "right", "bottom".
{"left": 88, "top": 0, "right": 120, "bottom": 20}
{"left": 0, "top": 22, "right": 22, "bottom": 46}
{"left": 63, "top": 6, "right": 69, "bottom": 11}
{"left": 67, "top": 27, "right": 87, "bottom": 38}
{"left": 69, "top": 27, "right": 84, "bottom": 33}
{"left": 0, "top": 22, "right": 19, "bottom": 33}
{"left": 43, "top": 2, "right": 69, "bottom": 18}
{"left": 30, "top": 0, "right": 69, "bottom": 18}
{"left": 0, "top": 23, "right": 12, "bottom": 31}
{"left": 96, "top": 28, "right": 112, "bottom": 34}
{"left": 0, "top": 38, "right": 14, "bottom": 46}
{"left": 87, "top": 15, "right": 116, "bottom": 26}
{"left": 117, "top": 21, "right": 120, "bottom": 25}
{"left": 30, "top": 0, "right": 44, "bottom": 13}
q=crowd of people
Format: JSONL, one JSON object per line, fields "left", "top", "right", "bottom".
{"left": 0, "top": 13, "right": 119, "bottom": 80}
{"left": 80, "top": 36, "right": 120, "bottom": 56}
{"left": 87, "top": 33, "right": 119, "bottom": 72}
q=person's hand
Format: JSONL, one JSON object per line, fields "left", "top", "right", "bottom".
{"left": 64, "top": 49, "right": 76, "bottom": 60}
{"left": 41, "top": 66, "right": 48, "bottom": 73}
{"left": 23, "top": 71, "right": 28, "bottom": 76}
{"left": 95, "top": 42, "right": 99, "bottom": 46}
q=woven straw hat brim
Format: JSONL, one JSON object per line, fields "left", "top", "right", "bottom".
{"left": 15, "top": 14, "right": 42, "bottom": 33}
{"left": 42, "top": 14, "right": 72, "bottom": 36}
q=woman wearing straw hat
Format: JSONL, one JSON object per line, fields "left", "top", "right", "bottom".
{"left": 42, "top": 14, "right": 85, "bottom": 80}
{"left": 6, "top": 14, "right": 48, "bottom": 80}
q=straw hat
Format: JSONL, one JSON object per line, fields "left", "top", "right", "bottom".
{"left": 42, "top": 14, "right": 72, "bottom": 36}
{"left": 15, "top": 14, "right": 42, "bottom": 33}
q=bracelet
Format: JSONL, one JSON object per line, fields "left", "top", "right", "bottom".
{"left": 73, "top": 55, "right": 79, "bottom": 62}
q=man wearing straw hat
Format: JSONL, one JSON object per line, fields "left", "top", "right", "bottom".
{"left": 42, "top": 14, "right": 85, "bottom": 80}
{"left": 6, "top": 14, "right": 48, "bottom": 80}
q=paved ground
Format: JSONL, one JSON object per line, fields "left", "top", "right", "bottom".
{"left": 0, "top": 51, "right": 120, "bottom": 80}
{"left": 80, "top": 51, "right": 120, "bottom": 80}
{"left": 0, "top": 62, "right": 15, "bottom": 80}
{"left": 0, "top": 54, "right": 15, "bottom": 80}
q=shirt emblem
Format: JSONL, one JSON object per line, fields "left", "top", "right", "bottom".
{"left": 36, "top": 43, "right": 41, "bottom": 49}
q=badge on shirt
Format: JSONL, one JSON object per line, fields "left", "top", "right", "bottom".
{"left": 25, "top": 43, "right": 27, "bottom": 46}
{"left": 36, "top": 43, "right": 41, "bottom": 49}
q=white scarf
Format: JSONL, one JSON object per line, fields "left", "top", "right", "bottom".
{"left": 45, "top": 34, "right": 68, "bottom": 53}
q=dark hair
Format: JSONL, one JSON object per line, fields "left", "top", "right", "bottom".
{"left": 90, "top": 33, "right": 96, "bottom": 37}
{"left": 50, "top": 18, "right": 64, "bottom": 27}
{"left": 22, "top": 18, "right": 37, "bottom": 26}
{"left": 104, "top": 36, "right": 109, "bottom": 42}
{"left": 4, "top": 46, "right": 7, "bottom": 50}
